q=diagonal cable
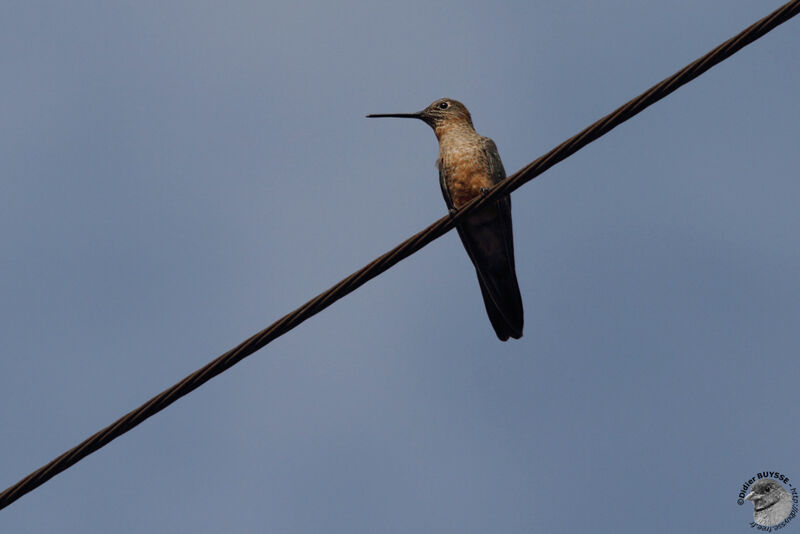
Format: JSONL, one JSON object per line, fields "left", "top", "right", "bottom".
{"left": 2, "top": 0, "right": 799, "bottom": 511}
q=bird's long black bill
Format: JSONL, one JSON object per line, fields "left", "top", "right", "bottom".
{"left": 366, "top": 112, "right": 423, "bottom": 119}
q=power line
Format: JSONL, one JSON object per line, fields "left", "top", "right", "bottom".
{"left": 2, "top": 0, "right": 798, "bottom": 511}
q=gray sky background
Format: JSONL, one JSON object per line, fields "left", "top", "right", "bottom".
{"left": 2, "top": 1, "right": 799, "bottom": 532}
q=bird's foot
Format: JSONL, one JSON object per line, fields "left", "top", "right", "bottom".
{"left": 448, "top": 207, "right": 458, "bottom": 217}
{"left": 479, "top": 187, "right": 491, "bottom": 196}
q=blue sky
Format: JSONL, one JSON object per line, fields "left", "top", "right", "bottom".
{"left": 1, "top": 1, "right": 799, "bottom": 532}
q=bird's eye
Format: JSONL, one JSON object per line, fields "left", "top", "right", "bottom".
{"left": 765, "top": 486, "right": 772, "bottom": 493}
{"left": 438, "top": 101, "right": 449, "bottom": 110}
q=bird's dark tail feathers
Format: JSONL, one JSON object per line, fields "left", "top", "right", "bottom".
{"left": 476, "top": 269, "right": 523, "bottom": 341}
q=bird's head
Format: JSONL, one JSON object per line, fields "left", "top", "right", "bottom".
{"left": 367, "top": 98, "right": 474, "bottom": 133}
{"left": 745, "top": 479, "right": 787, "bottom": 511}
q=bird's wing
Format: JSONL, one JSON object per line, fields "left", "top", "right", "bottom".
{"left": 476, "top": 137, "right": 523, "bottom": 336}
{"left": 480, "top": 137, "right": 515, "bottom": 264}
{"left": 437, "top": 157, "right": 456, "bottom": 211}
{"left": 481, "top": 138, "right": 506, "bottom": 186}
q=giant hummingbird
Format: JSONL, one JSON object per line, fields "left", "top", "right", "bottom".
{"left": 368, "top": 98, "right": 524, "bottom": 341}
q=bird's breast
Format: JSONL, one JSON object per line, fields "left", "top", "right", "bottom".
{"left": 438, "top": 139, "right": 491, "bottom": 208}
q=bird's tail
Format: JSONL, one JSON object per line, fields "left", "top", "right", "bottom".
{"left": 476, "top": 267, "right": 523, "bottom": 341}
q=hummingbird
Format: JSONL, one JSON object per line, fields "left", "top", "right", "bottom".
{"left": 368, "top": 98, "right": 524, "bottom": 341}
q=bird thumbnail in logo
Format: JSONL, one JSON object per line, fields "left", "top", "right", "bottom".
{"left": 744, "top": 478, "right": 793, "bottom": 527}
